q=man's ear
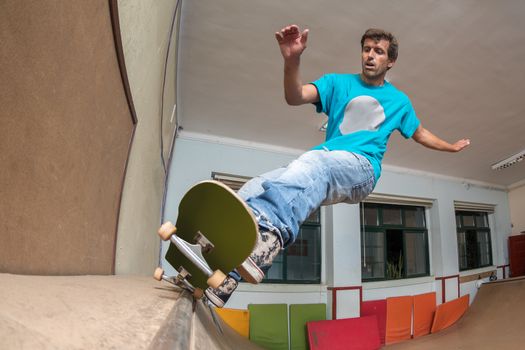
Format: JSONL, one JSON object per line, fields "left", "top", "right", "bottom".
{"left": 387, "top": 59, "right": 395, "bottom": 70}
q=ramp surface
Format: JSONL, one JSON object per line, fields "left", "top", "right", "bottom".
{"left": 0, "top": 274, "right": 261, "bottom": 349}
{"left": 388, "top": 277, "right": 525, "bottom": 349}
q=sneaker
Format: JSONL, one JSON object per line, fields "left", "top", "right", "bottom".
{"left": 205, "top": 275, "right": 238, "bottom": 308}
{"left": 237, "top": 230, "right": 282, "bottom": 284}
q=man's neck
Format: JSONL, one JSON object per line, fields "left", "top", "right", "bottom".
{"left": 360, "top": 73, "right": 386, "bottom": 87}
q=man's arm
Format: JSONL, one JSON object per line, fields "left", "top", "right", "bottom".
{"left": 275, "top": 25, "right": 319, "bottom": 105}
{"left": 412, "top": 125, "right": 470, "bottom": 152}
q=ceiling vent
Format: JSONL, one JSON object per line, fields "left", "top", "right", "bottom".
{"left": 491, "top": 149, "right": 525, "bottom": 170}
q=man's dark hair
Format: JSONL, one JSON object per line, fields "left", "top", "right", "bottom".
{"left": 361, "top": 28, "right": 398, "bottom": 61}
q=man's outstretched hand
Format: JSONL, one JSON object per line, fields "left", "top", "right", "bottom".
{"left": 275, "top": 25, "right": 309, "bottom": 61}
{"left": 451, "top": 138, "right": 471, "bottom": 152}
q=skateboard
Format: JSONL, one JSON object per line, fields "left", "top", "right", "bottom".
{"left": 155, "top": 180, "right": 258, "bottom": 296}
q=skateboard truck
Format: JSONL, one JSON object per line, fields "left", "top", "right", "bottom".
{"left": 158, "top": 222, "right": 226, "bottom": 289}
{"left": 193, "top": 231, "right": 214, "bottom": 254}
{"left": 153, "top": 267, "right": 204, "bottom": 299}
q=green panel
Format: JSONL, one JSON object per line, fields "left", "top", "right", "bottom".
{"left": 289, "top": 304, "right": 326, "bottom": 350}
{"left": 248, "top": 304, "right": 289, "bottom": 350}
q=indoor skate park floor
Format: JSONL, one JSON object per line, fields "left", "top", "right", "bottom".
{"left": 388, "top": 276, "right": 525, "bottom": 349}
{"left": 1, "top": 274, "right": 524, "bottom": 349}
{"left": 0, "top": 274, "right": 261, "bottom": 350}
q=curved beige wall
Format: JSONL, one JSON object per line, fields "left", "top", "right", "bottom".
{"left": 115, "top": 0, "right": 179, "bottom": 274}
{"left": 0, "top": 0, "right": 135, "bottom": 275}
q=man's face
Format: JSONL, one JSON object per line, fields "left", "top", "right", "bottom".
{"left": 361, "top": 38, "right": 395, "bottom": 81}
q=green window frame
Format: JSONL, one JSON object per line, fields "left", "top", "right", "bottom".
{"left": 361, "top": 203, "right": 430, "bottom": 282}
{"left": 456, "top": 211, "right": 492, "bottom": 271}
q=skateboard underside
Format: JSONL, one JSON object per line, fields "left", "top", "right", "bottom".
{"left": 164, "top": 181, "right": 258, "bottom": 291}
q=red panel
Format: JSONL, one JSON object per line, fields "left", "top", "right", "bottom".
{"left": 413, "top": 292, "right": 436, "bottom": 338}
{"left": 509, "top": 235, "right": 525, "bottom": 277}
{"left": 431, "top": 294, "right": 469, "bottom": 333}
{"left": 307, "top": 315, "right": 381, "bottom": 350}
{"left": 385, "top": 296, "right": 413, "bottom": 345}
{"left": 360, "top": 300, "right": 387, "bottom": 344}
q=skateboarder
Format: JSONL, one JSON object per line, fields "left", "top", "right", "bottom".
{"left": 205, "top": 25, "right": 470, "bottom": 307}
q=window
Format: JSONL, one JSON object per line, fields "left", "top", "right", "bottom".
{"left": 456, "top": 211, "right": 492, "bottom": 271}
{"left": 264, "top": 209, "right": 321, "bottom": 284}
{"left": 212, "top": 172, "right": 322, "bottom": 284}
{"left": 361, "top": 203, "right": 429, "bottom": 281}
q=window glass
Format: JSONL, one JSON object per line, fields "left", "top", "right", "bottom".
{"left": 386, "top": 229, "right": 404, "bottom": 279}
{"left": 462, "top": 214, "right": 475, "bottom": 227}
{"left": 285, "top": 226, "right": 321, "bottom": 282}
{"left": 382, "top": 207, "right": 402, "bottom": 225}
{"left": 478, "top": 231, "right": 491, "bottom": 266}
{"left": 364, "top": 206, "right": 379, "bottom": 226}
{"left": 457, "top": 231, "right": 467, "bottom": 270}
{"left": 361, "top": 230, "right": 385, "bottom": 279}
{"left": 405, "top": 232, "right": 427, "bottom": 276}
{"left": 405, "top": 207, "right": 426, "bottom": 228}
{"left": 264, "top": 219, "right": 321, "bottom": 283}
{"left": 266, "top": 252, "right": 284, "bottom": 280}
{"left": 475, "top": 214, "right": 488, "bottom": 228}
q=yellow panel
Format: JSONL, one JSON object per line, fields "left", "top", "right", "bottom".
{"left": 215, "top": 308, "right": 250, "bottom": 338}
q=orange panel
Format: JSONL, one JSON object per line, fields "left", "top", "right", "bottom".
{"left": 430, "top": 294, "right": 469, "bottom": 333}
{"left": 215, "top": 308, "right": 250, "bottom": 338}
{"left": 385, "top": 296, "right": 414, "bottom": 345}
{"left": 413, "top": 292, "right": 437, "bottom": 338}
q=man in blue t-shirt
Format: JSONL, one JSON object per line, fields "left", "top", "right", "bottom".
{"left": 205, "top": 25, "right": 470, "bottom": 307}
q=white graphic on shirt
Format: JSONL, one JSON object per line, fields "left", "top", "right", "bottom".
{"left": 339, "top": 95, "right": 385, "bottom": 135}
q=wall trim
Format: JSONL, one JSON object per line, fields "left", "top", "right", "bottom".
{"left": 454, "top": 201, "right": 496, "bottom": 213}
{"left": 383, "top": 164, "right": 507, "bottom": 191}
{"left": 178, "top": 130, "right": 306, "bottom": 156}
{"left": 328, "top": 286, "right": 363, "bottom": 320}
{"left": 236, "top": 283, "right": 327, "bottom": 293}
{"left": 497, "top": 264, "right": 510, "bottom": 279}
{"left": 459, "top": 270, "right": 496, "bottom": 283}
{"left": 177, "top": 131, "right": 508, "bottom": 190}
{"left": 435, "top": 275, "right": 460, "bottom": 304}
{"left": 509, "top": 179, "right": 525, "bottom": 190}
{"left": 363, "top": 276, "right": 435, "bottom": 290}
{"left": 459, "top": 266, "right": 497, "bottom": 278}
{"left": 365, "top": 193, "right": 434, "bottom": 207}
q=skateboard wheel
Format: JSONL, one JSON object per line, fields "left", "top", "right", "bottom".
{"left": 193, "top": 288, "right": 204, "bottom": 299}
{"left": 153, "top": 267, "right": 164, "bottom": 281}
{"left": 158, "top": 222, "right": 177, "bottom": 241}
{"left": 207, "top": 269, "right": 227, "bottom": 289}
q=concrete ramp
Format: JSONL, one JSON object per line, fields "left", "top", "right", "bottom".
{"left": 388, "top": 276, "right": 525, "bottom": 349}
{"left": 0, "top": 274, "right": 260, "bottom": 349}
{"left": 150, "top": 288, "right": 262, "bottom": 350}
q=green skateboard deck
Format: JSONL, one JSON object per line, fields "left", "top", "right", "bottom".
{"left": 163, "top": 180, "right": 258, "bottom": 291}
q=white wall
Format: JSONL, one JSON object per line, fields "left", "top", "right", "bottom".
{"left": 509, "top": 183, "right": 525, "bottom": 234}
{"left": 163, "top": 134, "right": 512, "bottom": 312}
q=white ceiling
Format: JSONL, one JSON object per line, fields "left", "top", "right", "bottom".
{"left": 176, "top": 0, "right": 525, "bottom": 188}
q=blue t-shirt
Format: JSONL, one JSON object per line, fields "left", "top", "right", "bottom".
{"left": 311, "top": 73, "right": 420, "bottom": 182}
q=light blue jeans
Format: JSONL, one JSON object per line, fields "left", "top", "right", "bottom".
{"left": 238, "top": 149, "right": 376, "bottom": 248}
